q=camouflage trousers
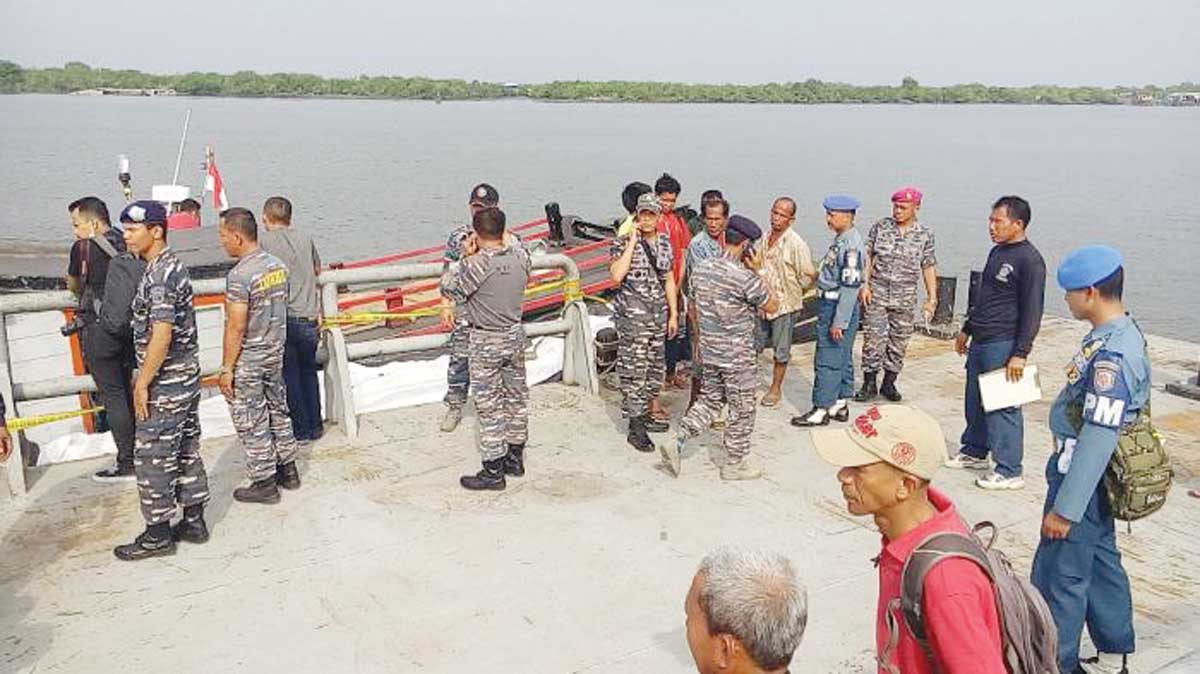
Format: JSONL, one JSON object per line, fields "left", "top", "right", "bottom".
{"left": 229, "top": 359, "right": 299, "bottom": 482}
{"left": 615, "top": 316, "right": 665, "bottom": 418}
{"left": 862, "top": 300, "right": 916, "bottom": 374}
{"left": 444, "top": 318, "right": 470, "bottom": 409}
{"left": 135, "top": 389, "right": 210, "bottom": 526}
{"left": 679, "top": 363, "right": 756, "bottom": 461}
{"left": 469, "top": 327, "right": 528, "bottom": 461}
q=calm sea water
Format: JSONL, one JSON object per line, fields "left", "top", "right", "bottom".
{"left": 0, "top": 94, "right": 1196, "bottom": 340}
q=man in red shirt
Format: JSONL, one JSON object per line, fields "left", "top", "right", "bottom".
{"left": 812, "top": 404, "right": 1007, "bottom": 674}
{"left": 652, "top": 173, "right": 693, "bottom": 418}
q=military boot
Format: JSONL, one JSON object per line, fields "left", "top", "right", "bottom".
{"left": 114, "top": 524, "right": 175, "bottom": 561}
{"left": 502, "top": 443, "right": 526, "bottom": 477}
{"left": 172, "top": 514, "right": 210, "bottom": 545}
{"left": 460, "top": 458, "right": 507, "bottom": 491}
{"left": 854, "top": 371, "right": 879, "bottom": 402}
{"left": 233, "top": 478, "right": 282, "bottom": 504}
{"left": 627, "top": 416, "right": 655, "bottom": 453}
{"left": 276, "top": 461, "right": 301, "bottom": 490}
{"left": 440, "top": 405, "right": 463, "bottom": 432}
{"left": 880, "top": 371, "right": 902, "bottom": 402}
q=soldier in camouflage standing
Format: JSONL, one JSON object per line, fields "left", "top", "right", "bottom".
{"left": 661, "top": 215, "right": 777, "bottom": 480}
{"left": 609, "top": 193, "right": 679, "bottom": 452}
{"left": 439, "top": 182, "right": 501, "bottom": 433}
{"left": 855, "top": 187, "right": 938, "bottom": 403}
{"left": 113, "top": 201, "right": 211, "bottom": 561}
{"left": 218, "top": 208, "right": 300, "bottom": 504}
{"left": 441, "top": 207, "right": 532, "bottom": 490}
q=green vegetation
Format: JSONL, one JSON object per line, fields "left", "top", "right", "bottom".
{"left": 0, "top": 61, "right": 1194, "bottom": 105}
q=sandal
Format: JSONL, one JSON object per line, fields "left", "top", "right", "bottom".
{"left": 648, "top": 408, "right": 671, "bottom": 423}
{"left": 760, "top": 392, "right": 781, "bottom": 408}
{"left": 1189, "top": 489, "right": 1200, "bottom": 499}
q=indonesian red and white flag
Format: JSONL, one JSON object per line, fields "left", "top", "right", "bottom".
{"left": 204, "top": 149, "right": 229, "bottom": 210}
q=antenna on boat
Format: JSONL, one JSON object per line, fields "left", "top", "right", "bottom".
{"left": 171, "top": 108, "right": 192, "bottom": 186}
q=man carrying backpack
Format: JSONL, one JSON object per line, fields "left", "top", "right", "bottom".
{"left": 1032, "top": 246, "right": 1142, "bottom": 674}
{"left": 66, "top": 197, "right": 140, "bottom": 483}
{"left": 812, "top": 404, "right": 1007, "bottom": 674}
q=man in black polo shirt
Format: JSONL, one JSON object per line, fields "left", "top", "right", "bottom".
{"left": 66, "top": 196, "right": 138, "bottom": 483}
{"left": 946, "top": 195, "right": 1045, "bottom": 491}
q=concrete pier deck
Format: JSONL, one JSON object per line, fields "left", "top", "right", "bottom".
{"left": 2, "top": 317, "right": 1197, "bottom": 673}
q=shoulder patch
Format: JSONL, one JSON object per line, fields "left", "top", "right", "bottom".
{"left": 150, "top": 285, "right": 167, "bottom": 304}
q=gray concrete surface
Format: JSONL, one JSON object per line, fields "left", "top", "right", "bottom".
{"left": 1, "top": 317, "right": 1197, "bottom": 673}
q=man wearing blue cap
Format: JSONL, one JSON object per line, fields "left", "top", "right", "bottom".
{"left": 662, "top": 215, "right": 777, "bottom": 480}
{"left": 1031, "top": 245, "right": 1143, "bottom": 674}
{"left": 792, "top": 195, "right": 866, "bottom": 427}
{"left": 113, "top": 200, "right": 211, "bottom": 560}
{"left": 946, "top": 196, "right": 1046, "bottom": 491}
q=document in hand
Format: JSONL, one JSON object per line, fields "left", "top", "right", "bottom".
{"left": 979, "top": 365, "right": 1043, "bottom": 412}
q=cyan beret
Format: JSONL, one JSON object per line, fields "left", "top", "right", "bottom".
{"left": 1057, "top": 244, "right": 1123, "bottom": 291}
{"left": 822, "top": 194, "right": 861, "bottom": 212}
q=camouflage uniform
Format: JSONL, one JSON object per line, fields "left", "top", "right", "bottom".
{"left": 678, "top": 257, "right": 771, "bottom": 460}
{"left": 862, "top": 217, "right": 936, "bottom": 374}
{"left": 440, "top": 243, "right": 532, "bottom": 461}
{"left": 226, "top": 248, "right": 298, "bottom": 482}
{"left": 610, "top": 234, "right": 673, "bottom": 418}
{"left": 130, "top": 247, "right": 210, "bottom": 526}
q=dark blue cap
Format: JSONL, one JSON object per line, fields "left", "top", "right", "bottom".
{"left": 119, "top": 200, "right": 167, "bottom": 225}
{"left": 822, "top": 194, "right": 861, "bottom": 212}
{"left": 726, "top": 214, "right": 762, "bottom": 241}
{"left": 1057, "top": 244, "right": 1123, "bottom": 291}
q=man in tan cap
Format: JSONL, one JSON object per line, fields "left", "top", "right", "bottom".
{"left": 811, "top": 404, "right": 1005, "bottom": 674}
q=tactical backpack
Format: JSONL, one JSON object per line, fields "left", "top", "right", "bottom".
{"left": 91, "top": 233, "right": 146, "bottom": 341}
{"left": 1066, "top": 401, "right": 1173, "bottom": 521}
{"left": 880, "top": 521, "right": 1058, "bottom": 674}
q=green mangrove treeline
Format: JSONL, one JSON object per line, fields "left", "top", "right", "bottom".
{"left": 1, "top": 61, "right": 1193, "bottom": 105}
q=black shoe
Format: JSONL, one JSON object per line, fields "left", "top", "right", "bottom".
{"left": 502, "top": 443, "right": 526, "bottom": 477}
{"left": 233, "top": 478, "right": 282, "bottom": 504}
{"left": 644, "top": 416, "right": 670, "bottom": 433}
{"left": 92, "top": 463, "right": 137, "bottom": 483}
{"left": 854, "top": 372, "right": 878, "bottom": 403}
{"left": 171, "top": 517, "right": 210, "bottom": 544}
{"left": 791, "top": 407, "right": 830, "bottom": 427}
{"left": 627, "top": 416, "right": 655, "bottom": 452}
{"left": 830, "top": 402, "right": 851, "bottom": 422}
{"left": 880, "top": 371, "right": 902, "bottom": 402}
{"left": 114, "top": 530, "right": 176, "bottom": 561}
{"left": 276, "top": 462, "right": 301, "bottom": 490}
{"left": 461, "top": 458, "right": 507, "bottom": 490}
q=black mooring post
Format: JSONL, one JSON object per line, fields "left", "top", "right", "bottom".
{"left": 933, "top": 276, "right": 956, "bottom": 324}
{"left": 544, "top": 202, "right": 564, "bottom": 243}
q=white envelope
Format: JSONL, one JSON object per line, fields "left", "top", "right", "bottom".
{"left": 979, "top": 365, "right": 1043, "bottom": 412}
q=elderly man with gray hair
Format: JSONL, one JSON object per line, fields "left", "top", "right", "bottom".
{"left": 685, "top": 547, "right": 808, "bottom": 674}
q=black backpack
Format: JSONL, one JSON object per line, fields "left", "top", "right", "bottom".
{"left": 91, "top": 234, "right": 146, "bottom": 341}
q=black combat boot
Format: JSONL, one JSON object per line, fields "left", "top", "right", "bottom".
{"left": 276, "top": 461, "right": 301, "bottom": 490}
{"left": 460, "top": 457, "right": 507, "bottom": 490}
{"left": 172, "top": 505, "right": 210, "bottom": 544}
{"left": 114, "top": 523, "right": 175, "bottom": 561}
{"left": 502, "top": 443, "right": 526, "bottom": 477}
{"left": 854, "top": 371, "right": 878, "bottom": 402}
{"left": 233, "top": 478, "right": 282, "bottom": 504}
{"left": 627, "top": 416, "right": 655, "bottom": 452}
{"left": 880, "top": 371, "right": 902, "bottom": 402}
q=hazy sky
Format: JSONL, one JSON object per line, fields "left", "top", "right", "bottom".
{"left": 2, "top": 0, "right": 1197, "bottom": 86}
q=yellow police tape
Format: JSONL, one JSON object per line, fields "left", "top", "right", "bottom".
{"left": 322, "top": 279, "right": 585, "bottom": 327}
{"left": 5, "top": 406, "right": 105, "bottom": 432}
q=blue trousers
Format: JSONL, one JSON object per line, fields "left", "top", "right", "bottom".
{"left": 284, "top": 317, "right": 323, "bottom": 441}
{"left": 960, "top": 338, "right": 1024, "bottom": 477}
{"left": 812, "top": 299, "right": 858, "bottom": 408}
{"left": 1031, "top": 459, "right": 1135, "bottom": 674}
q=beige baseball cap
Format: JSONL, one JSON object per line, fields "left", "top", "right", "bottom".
{"left": 811, "top": 404, "right": 947, "bottom": 480}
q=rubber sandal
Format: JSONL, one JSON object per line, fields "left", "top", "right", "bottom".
{"left": 760, "top": 393, "right": 781, "bottom": 408}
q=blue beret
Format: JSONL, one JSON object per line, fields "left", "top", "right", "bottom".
{"left": 120, "top": 200, "right": 167, "bottom": 225}
{"left": 1057, "top": 245, "right": 1123, "bottom": 291}
{"left": 822, "top": 194, "right": 860, "bottom": 212}
{"left": 726, "top": 214, "right": 762, "bottom": 240}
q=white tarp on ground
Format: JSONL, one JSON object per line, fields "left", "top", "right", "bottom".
{"left": 34, "top": 316, "right": 613, "bottom": 466}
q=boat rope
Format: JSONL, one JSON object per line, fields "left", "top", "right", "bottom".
{"left": 6, "top": 407, "right": 105, "bottom": 432}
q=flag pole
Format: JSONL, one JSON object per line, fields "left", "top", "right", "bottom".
{"left": 171, "top": 108, "right": 192, "bottom": 186}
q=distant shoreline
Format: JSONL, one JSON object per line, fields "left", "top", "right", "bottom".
{"left": 2, "top": 60, "right": 1197, "bottom": 106}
